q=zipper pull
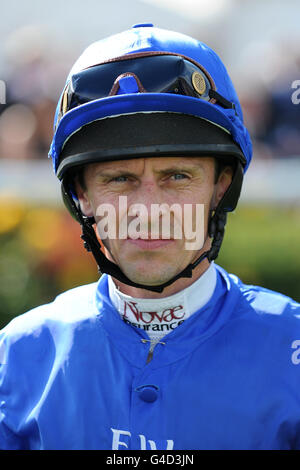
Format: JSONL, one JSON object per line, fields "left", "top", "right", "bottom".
{"left": 141, "top": 339, "right": 166, "bottom": 364}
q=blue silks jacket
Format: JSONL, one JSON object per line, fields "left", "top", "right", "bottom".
{"left": 1, "top": 265, "right": 300, "bottom": 450}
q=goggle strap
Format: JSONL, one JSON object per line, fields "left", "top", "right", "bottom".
{"left": 208, "top": 89, "right": 236, "bottom": 110}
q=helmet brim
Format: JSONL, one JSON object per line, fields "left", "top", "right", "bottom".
{"left": 50, "top": 93, "right": 251, "bottom": 175}
{"left": 56, "top": 112, "right": 246, "bottom": 180}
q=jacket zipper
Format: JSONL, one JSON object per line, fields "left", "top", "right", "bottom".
{"left": 141, "top": 339, "right": 165, "bottom": 364}
{"left": 146, "top": 348, "right": 154, "bottom": 364}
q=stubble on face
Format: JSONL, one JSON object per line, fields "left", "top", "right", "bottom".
{"left": 77, "top": 156, "right": 230, "bottom": 296}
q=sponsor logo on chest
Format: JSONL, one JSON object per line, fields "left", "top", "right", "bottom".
{"left": 111, "top": 427, "right": 174, "bottom": 450}
{"left": 121, "top": 300, "right": 186, "bottom": 332}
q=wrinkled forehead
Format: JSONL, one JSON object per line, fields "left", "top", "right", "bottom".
{"left": 83, "top": 155, "right": 216, "bottom": 176}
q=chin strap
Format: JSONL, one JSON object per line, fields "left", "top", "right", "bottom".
{"left": 62, "top": 183, "right": 227, "bottom": 293}
{"left": 80, "top": 215, "right": 222, "bottom": 293}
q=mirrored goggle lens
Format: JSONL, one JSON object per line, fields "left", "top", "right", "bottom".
{"left": 58, "top": 53, "right": 235, "bottom": 124}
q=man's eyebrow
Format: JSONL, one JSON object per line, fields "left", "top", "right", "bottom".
{"left": 154, "top": 164, "right": 202, "bottom": 174}
{"left": 94, "top": 163, "right": 203, "bottom": 178}
{"left": 95, "top": 169, "right": 137, "bottom": 178}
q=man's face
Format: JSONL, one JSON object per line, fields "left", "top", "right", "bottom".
{"left": 76, "top": 156, "right": 232, "bottom": 290}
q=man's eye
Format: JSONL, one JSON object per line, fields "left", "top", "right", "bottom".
{"left": 111, "top": 175, "right": 129, "bottom": 182}
{"left": 171, "top": 173, "right": 188, "bottom": 181}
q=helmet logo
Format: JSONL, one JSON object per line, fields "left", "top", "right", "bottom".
{"left": 192, "top": 72, "right": 206, "bottom": 95}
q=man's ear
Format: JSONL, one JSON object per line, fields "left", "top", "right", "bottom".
{"left": 74, "top": 179, "right": 94, "bottom": 217}
{"left": 213, "top": 166, "right": 233, "bottom": 208}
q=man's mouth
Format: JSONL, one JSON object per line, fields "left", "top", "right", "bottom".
{"left": 126, "top": 237, "right": 175, "bottom": 250}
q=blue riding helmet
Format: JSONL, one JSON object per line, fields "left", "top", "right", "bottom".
{"left": 49, "top": 24, "right": 252, "bottom": 174}
{"left": 48, "top": 24, "right": 253, "bottom": 293}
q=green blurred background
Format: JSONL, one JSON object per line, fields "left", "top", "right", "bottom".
{"left": 0, "top": 200, "right": 299, "bottom": 329}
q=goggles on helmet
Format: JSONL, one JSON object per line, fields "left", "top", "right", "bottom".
{"left": 56, "top": 52, "right": 236, "bottom": 128}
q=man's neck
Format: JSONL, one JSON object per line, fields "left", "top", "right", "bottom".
{"left": 110, "top": 258, "right": 212, "bottom": 299}
{"left": 108, "top": 261, "right": 217, "bottom": 348}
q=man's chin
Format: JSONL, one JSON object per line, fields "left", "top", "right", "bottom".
{"left": 118, "top": 262, "right": 180, "bottom": 287}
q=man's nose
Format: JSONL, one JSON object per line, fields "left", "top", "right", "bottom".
{"left": 131, "top": 180, "right": 163, "bottom": 209}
